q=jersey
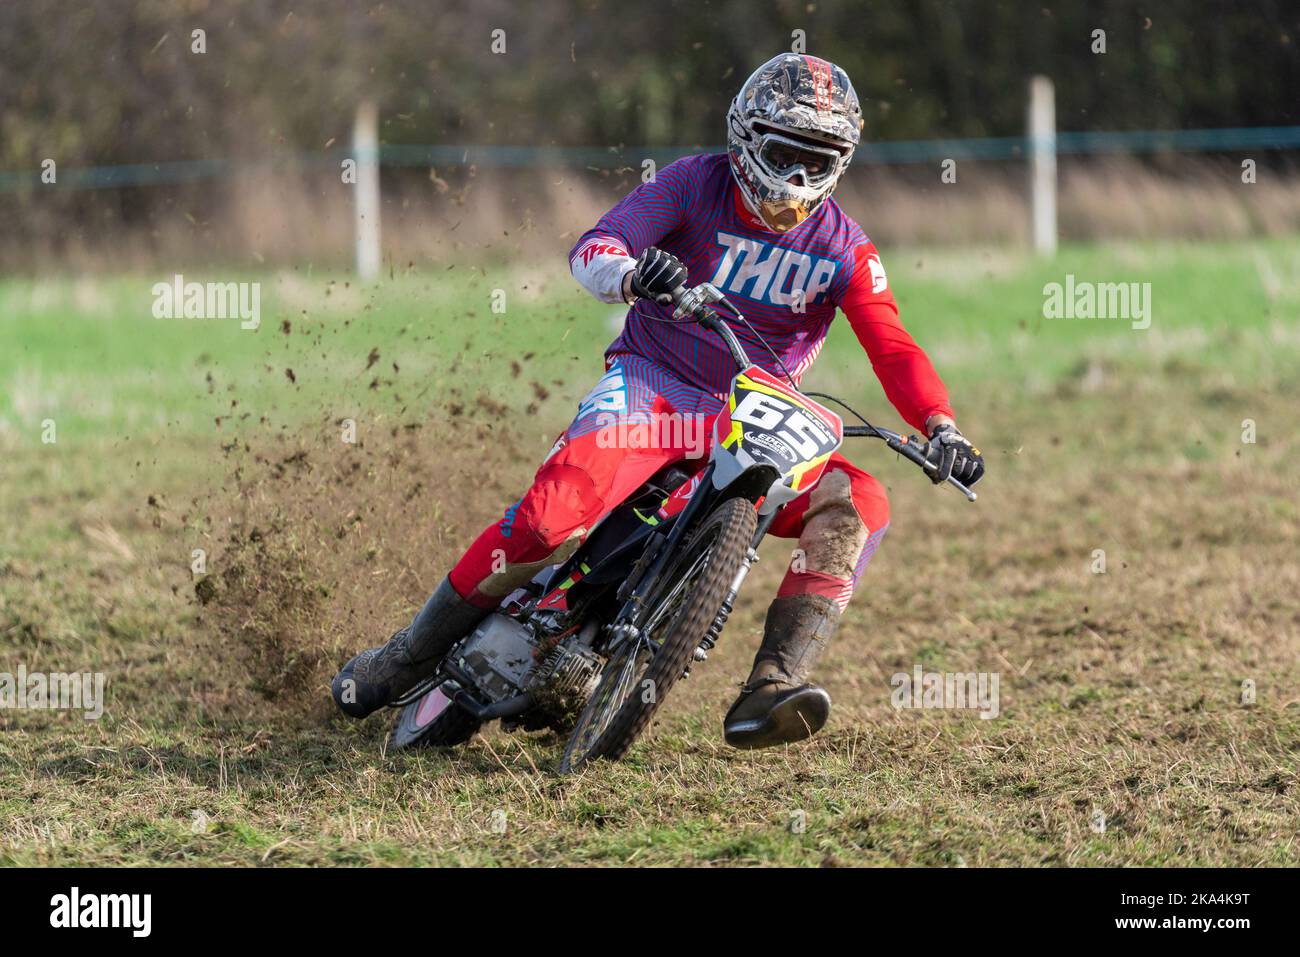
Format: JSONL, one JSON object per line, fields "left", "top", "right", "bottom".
{"left": 568, "top": 152, "right": 953, "bottom": 432}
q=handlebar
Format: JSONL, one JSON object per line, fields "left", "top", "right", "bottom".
{"left": 668, "top": 282, "right": 977, "bottom": 503}
{"left": 844, "top": 425, "right": 978, "bottom": 501}
{"left": 670, "top": 283, "right": 752, "bottom": 370}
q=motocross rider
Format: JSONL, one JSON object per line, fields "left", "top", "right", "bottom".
{"left": 333, "top": 53, "right": 985, "bottom": 749}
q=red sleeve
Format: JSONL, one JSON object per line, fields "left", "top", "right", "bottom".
{"left": 838, "top": 243, "right": 954, "bottom": 433}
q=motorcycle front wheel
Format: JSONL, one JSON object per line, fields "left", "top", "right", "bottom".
{"left": 559, "top": 496, "right": 756, "bottom": 773}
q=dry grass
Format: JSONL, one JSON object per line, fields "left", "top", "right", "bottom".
{"left": 4, "top": 372, "right": 1296, "bottom": 866}
{"left": 2, "top": 244, "right": 1297, "bottom": 866}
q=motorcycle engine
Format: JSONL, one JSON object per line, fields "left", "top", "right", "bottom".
{"left": 528, "top": 642, "right": 602, "bottom": 699}
{"left": 454, "top": 614, "right": 603, "bottom": 722}
{"left": 454, "top": 614, "right": 541, "bottom": 704}
{"left": 519, "top": 630, "right": 602, "bottom": 730}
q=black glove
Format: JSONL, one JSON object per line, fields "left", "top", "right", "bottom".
{"left": 628, "top": 247, "right": 688, "bottom": 305}
{"left": 924, "top": 424, "right": 985, "bottom": 486}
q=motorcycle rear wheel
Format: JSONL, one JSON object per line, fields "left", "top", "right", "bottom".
{"left": 388, "top": 680, "right": 481, "bottom": 751}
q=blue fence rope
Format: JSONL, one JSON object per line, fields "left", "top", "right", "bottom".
{"left": 3, "top": 125, "right": 1298, "bottom": 192}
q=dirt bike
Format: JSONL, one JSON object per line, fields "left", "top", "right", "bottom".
{"left": 389, "top": 281, "right": 977, "bottom": 772}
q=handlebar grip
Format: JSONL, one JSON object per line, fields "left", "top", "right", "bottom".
{"left": 886, "top": 434, "right": 978, "bottom": 501}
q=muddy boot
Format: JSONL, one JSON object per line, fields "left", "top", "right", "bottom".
{"left": 723, "top": 593, "right": 839, "bottom": 749}
{"left": 332, "top": 577, "right": 488, "bottom": 719}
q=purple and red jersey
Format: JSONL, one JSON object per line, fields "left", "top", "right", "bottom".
{"left": 568, "top": 152, "right": 953, "bottom": 432}
{"left": 450, "top": 153, "right": 939, "bottom": 609}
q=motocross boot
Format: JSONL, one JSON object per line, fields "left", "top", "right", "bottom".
{"left": 723, "top": 593, "right": 838, "bottom": 749}
{"left": 332, "top": 577, "right": 488, "bottom": 719}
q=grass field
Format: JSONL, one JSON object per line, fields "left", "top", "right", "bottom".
{"left": 2, "top": 238, "right": 1299, "bottom": 866}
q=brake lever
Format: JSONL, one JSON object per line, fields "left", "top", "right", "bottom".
{"left": 670, "top": 282, "right": 726, "bottom": 321}
{"left": 673, "top": 285, "right": 977, "bottom": 502}
{"left": 886, "top": 432, "right": 978, "bottom": 502}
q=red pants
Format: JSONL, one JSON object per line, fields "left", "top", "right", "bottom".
{"left": 449, "top": 357, "right": 890, "bottom": 610}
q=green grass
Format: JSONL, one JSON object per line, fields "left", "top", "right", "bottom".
{"left": 2, "top": 237, "right": 1299, "bottom": 866}
{"left": 2, "top": 239, "right": 1297, "bottom": 443}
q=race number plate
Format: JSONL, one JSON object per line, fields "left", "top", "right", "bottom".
{"left": 716, "top": 366, "right": 843, "bottom": 492}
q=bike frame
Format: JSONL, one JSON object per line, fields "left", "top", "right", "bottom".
{"left": 525, "top": 281, "right": 976, "bottom": 642}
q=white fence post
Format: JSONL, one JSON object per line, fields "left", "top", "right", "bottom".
{"left": 353, "top": 100, "right": 381, "bottom": 281}
{"left": 1027, "top": 75, "right": 1057, "bottom": 256}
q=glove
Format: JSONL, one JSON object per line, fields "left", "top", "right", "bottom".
{"left": 924, "top": 424, "right": 985, "bottom": 486}
{"left": 628, "top": 247, "right": 688, "bottom": 305}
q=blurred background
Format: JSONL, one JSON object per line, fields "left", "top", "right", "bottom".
{"left": 3, "top": 0, "right": 1299, "bottom": 271}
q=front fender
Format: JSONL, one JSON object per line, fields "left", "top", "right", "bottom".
{"left": 713, "top": 462, "right": 781, "bottom": 507}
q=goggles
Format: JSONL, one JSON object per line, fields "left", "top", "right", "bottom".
{"left": 755, "top": 131, "right": 843, "bottom": 185}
